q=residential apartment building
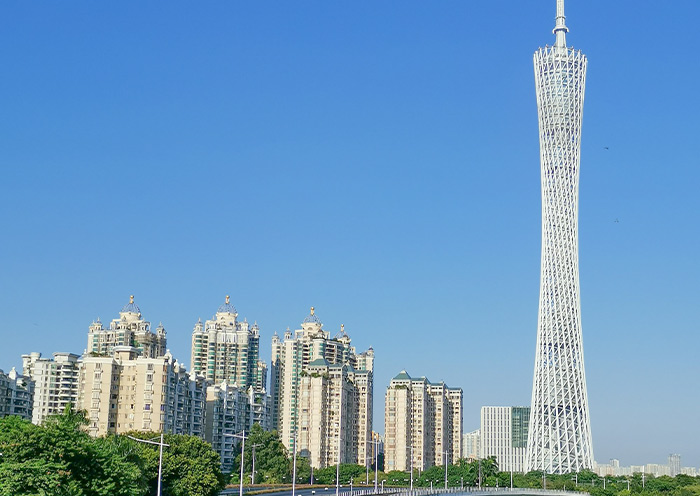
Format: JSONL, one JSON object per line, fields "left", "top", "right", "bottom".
{"left": 190, "top": 296, "right": 264, "bottom": 390}
{"left": 87, "top": 296, "right": 166, "bottom": 358}
{"left": 270, "top": 307, "right": 374, "bottom": 468}
{"left": 384, "top": 371, "right": 462, "bottom": 473}
{"left": 463, "top": 429, "right": 480, "bottom": 460}
{"left": 22, "top": 351, "right": 80, "bottom": 425}
{"left": 669, "top": 454, "right": 681, "bottom": 477}
{"left": 480, "top": 406, "right": 530, "bottom": 473}
{"left": 78, "top": 346, "right": 205, "bottom": 438}
{"left": 0, "top": 367, "right": 33, "bottom": 420}
{"left": 202, "top": 380, "right": 272, "bottom": 473}
{"left": 204, "top": 382, "right": 250, "bottom": 472}
{"left": 295, "top": 359, "right": 373, "bottom": 468}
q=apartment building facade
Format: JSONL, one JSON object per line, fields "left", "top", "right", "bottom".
{"left": 384, "top": 371, "right": 462, "bottom": 472}
{"left": 190, "top": 296, "right": 264, "bottom": 390}
{"left": 0, "top": 367, "right": 33, "bottom": 420}
{"left": 78, "top": 346, "right": 205, "bottom": 438}
{"left": 270, "top": 307, "right": 374, "bottom": 468}
{"left": 480, "top": 406, "right": 530, "bottom": 473}
{"left": 87, "top": 296, "right": 166, "bottom": 359}
{"left": 22, "top": 351, "right": 80, "bottom": 425}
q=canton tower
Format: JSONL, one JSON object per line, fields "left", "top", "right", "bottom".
{"left": 526, "top": 0, "right": 594, "bottom": 473}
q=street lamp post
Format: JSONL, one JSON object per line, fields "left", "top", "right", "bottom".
{"left": 224, "top": 430, "right": 248, "bottom": 496}
{"left": 336, "top": 389, "right": 344, "bottom": 496}
{"left": 250, "top": 443, "right": 262, "bottom": 485}
{"left": 478, "top": 458, "right": 482, "bottom": 490}
{"left": 443, "top": 450, "right": 449, "bottom": 489}
{"left": 368, "top": 438, "right": 380, "bottom": 494}
{"left": 410, "top": 444, "right": 414, "bottom": 495}
{"left": 127, "top": 433, "right": 170, "bottom": 496}
{"left": 292, "top": 430, "right": 298, "bottom": 496}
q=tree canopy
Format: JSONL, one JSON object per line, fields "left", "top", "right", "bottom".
{"left": 0, "top": 407, "right": 225, "bottom": 496}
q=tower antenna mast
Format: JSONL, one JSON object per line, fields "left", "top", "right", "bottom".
{"left": 554, "top": 0, "right": 569, "bottom": 47}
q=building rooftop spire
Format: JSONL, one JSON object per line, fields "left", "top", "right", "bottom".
{"left": 554, "top": 0, "right": 569, "bottom": 47}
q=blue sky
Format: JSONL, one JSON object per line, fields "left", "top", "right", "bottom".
{"left": 1, "top": 1, "right": 699, "bottom": 468}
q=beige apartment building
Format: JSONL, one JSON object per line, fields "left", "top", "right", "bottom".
{"left": 270, "top": 307, "right": 374, "bottom": 468}
{"left": 204, "top": 381, "right": 250, "bottom": 472}
{"left": 190, "top": 296, "right": 265, "bottom": 390}
{"left": 384, "top": 370, "right": 462, "bottom": 472}
{"left": 87, "top": 296, "right": 166, "bottom": 359}
{"left": 296, "top": 360, "right": 373, "bottom": 468}
{"left": 22, "top": 351, "right": 80, "bottom": 425}
{"left": 78, "top": 346, "right": 205, "bottom": 437}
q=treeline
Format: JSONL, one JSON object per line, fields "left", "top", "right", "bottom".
{"left": 0, "top": 406, "right": 225, "bottom": 496}
{"left": 4, "top": 411, "right": 700, "bottom": 496}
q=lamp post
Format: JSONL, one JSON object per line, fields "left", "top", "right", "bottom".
{"left": 443, "top": 450, "right": 449, "bottom": 489}
{"left": 127, "top": 433, "right": 169, "bottom": 496}
{"left": 336, "top": 389, "right": 344, "bottom": 496}
{"left": 410, "top": 444, "right": 414, "bottom": 495}
{"left": 478, "top": 458, "right": 482, "bottom": 490}
{"left": 368, "top": 438, "right": 381, "bottom": 494}
{"left": 292, "top": 429, "right": 298, "bottom": 496}
{"left": 224, "top": 430, "right": 248, "bottom": 496}
{"left": 250, "top": 443, "right": 262, "bottom": 485}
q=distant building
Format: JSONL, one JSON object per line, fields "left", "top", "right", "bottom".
{"left": 669, "top": 454, "right": 681, "bottom": 477}
{"left": 463, "top": 429, "right": 480, "bottom": 460}
{"left": 78, "top": 346, "right": 205, "bottom": 437}
{"left": 0, "top": 367, "right": 33, "bottom": 421}
{"left": 644, "top": 464, "right": 670, "bottom": 477}
{"left": 87, "top": 296, "right": 166, "bottom": 358}
{"left": 22, "top": 351, "right": 80, "bottom": 425}
{"left": 480, "top": 406, "right": 530, "bottom": 473}
{"left": 270, "top": 307, "right": 374, "bottom": 468}
{"left": 384, "top": 370, "right": 462, "bottom": 473}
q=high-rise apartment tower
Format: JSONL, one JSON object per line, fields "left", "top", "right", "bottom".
{"left": 87, "top": 296, "right": 167, "bottom": 359}
{"left": 526, "top": 0, "right": 594, "bottom": 473}
{"left": 384, "top": 371, "right": 462, "bottom": 473}
{"left": 270, "top": 307, "right": 374, "bottom": 468}
{"left": 190, "top": 296, "right": 264, "bottom": 390}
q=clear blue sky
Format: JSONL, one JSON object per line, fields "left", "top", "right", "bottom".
{"left": 1, "top": 1, "right": 698, "bottom": 468}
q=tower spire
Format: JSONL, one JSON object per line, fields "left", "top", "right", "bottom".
{"left": 554, "top": 0, "right": 569, "bottom": 47}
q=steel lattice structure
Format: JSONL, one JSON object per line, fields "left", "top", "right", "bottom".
{"left": 526, "top": 0, "right": 594, "bottom": 474}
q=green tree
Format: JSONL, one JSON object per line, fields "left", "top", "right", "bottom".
{"left": 126, "top": 431, "right": 225, "bottom": 496}
{"left": 0, "top": 406, "right": 146, "bottom": 496}
{"left": 384, "top": 470, "right": 410, "bottom": 486}
{"left": 231, "top": 424, "right": 291, "bottom": 483}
